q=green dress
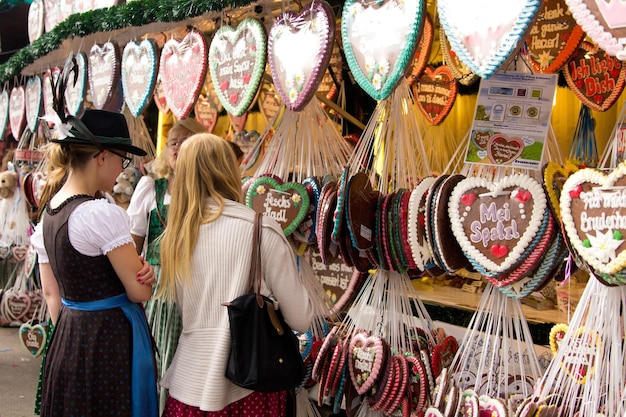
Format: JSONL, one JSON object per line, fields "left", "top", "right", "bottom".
{"left": 143, "top": 178, "right": 182, "bottom": 412}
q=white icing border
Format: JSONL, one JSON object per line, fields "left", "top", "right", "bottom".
{"left": 448, "top": 174, "right": 547, "bottom": 274}
{"left": 122, "top": 39, "right": 158, "bottom": 118}
{"left": 408, "top": 176, "right": 436, "bottom": 270}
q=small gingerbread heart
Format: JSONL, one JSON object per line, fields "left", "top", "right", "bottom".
{"left": 348, "top": 331, "right": 385, "bottom": 395}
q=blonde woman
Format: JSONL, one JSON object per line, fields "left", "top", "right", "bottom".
{"left": 158, "top": 133, "right": 313, "bottom": 417}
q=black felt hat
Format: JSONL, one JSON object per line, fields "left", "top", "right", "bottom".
{"left": 51, "top": 109, "right": 147, "bottom": 156}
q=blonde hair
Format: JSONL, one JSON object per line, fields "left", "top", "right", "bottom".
{"left": 157, "top": 133, "right": 242, "bottom": 302}
{"left": 37, "top": 142, "right": 98, "bottom": 220}
{"left": 151, "top": 119, "right": 206, "bottom": 179}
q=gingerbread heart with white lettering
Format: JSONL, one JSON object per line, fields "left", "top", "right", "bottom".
{"left": 245, "top": 175, "right": 310, "bottom": 236}
{"left": 438, "top": 0, "right": 542, "bottom": 79}
{"left": 88, "top": 41, "right": 121, "bottom": 110}
{"left": 194, "top": 94, "right": 219, "bottom": 132}
{"left": 28, "top": 0, "right": 45, "bottom": 43}
{"left": 487, "top": 133, "right": 524, "bottom": 165}
{"left": 560, "top": 164, "right": 626, "bottom": 278}
{"left": 122, "top": 39, "right": 159, "bottom": 118}
{"left": 9, "top": 85, "right": 25, "bottom": 139}
{"left": 25, "top": 76, "right": 42, "bottom": 132}
{"left": 0, "top": 89, "right": 8, "bottom": 140}
{"left": 64, "top": 52, "right": 87, "bottom": 117}
{"left": 348, "top": 331, "right": 385, "bottom": 395}
{"left": 209, "top": 18, "right": 266, "bottom": 117}
{"left": 341, "top": 0, "right": 426, "bottom": 101}
{"left": 524, "top": 0, "right": 585, "bottom": 73}
{"left": 19, "top": 322, "right": 47, "bottom": 356}
{"left": 413, "top": 65, "right": 457, "bottom": 126}
{"left": 563, "top": 41, "right": 625, "bottom": 112}
{"left": 4, "top": 291, "right": 32, "bottom": 322}
{"left": 565, "top": 0, "right": 626, "bottom": 60}
{"left": 448, "top": 174, "right": 547, "bottom": 276}
{"left": 268, "top": 1, "right": 335, "bottom": 111}
{"left": 160, "top": 30, "right": 208, "bottom": 119}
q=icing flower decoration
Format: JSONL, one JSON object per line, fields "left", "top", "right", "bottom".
{"left": 288, "top": 88, "right": 299, "bottom": 103}
{"left": 291, "top": 193, "right": 301, "bottom": 206}
{"left": 347, "top": 3, "right": 363, "bottom": 18}
{"left": 256, "top": 185, "right": 266, "bottom": 195}
{"left": 376, "top": 59, "right": 390, "bottom": 77}
{"left": 583, "top": 229, "right": 624, "bottom": 263}
{"left": 372, "top": 73, "right": 383, "bottom": 91}
{"left": 365, "top": 56, "right": 376, "bottom": 75}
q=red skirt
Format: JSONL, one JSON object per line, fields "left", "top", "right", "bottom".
{"left": 162, "top": 391, "right": 288, "bottom": 417}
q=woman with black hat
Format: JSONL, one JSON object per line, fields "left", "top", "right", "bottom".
{"left": 30, "top": 109, "right": 159, "bottom": 417}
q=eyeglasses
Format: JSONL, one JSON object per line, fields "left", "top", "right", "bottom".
{"left": 167, "top": 139, "right": 185, "bottom": 149}
{"left": 93, "top": 149, "right": 133, "bottom": 169}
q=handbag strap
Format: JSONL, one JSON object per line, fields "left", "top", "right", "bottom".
{"left": 248, "top": 212, "right": 264, "bottom": 307}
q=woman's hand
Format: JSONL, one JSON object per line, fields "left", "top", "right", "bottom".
{"left": 137, "top": 257, "right": 156, "bottom": 286}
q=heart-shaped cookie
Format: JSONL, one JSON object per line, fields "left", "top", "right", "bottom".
{"left": 438, "top": 0, "right": 542, "bottom": 79}
{"left": 9, "top": 85, "right": 25, "bottom": 139}
{"left": 257, "top": 80, "right": 282, "bottom": 123}
{"left": 448, "top": 174, "right": 547, "bottom": 276}
{"left": 560, "top": 165, "right": 626, "bottom": 278}
{"left": 348, "top": 331, "right": 385, "bottom": 395}
{"left": 413, "top": 65, "right": 457, "bottom": 126}
{"left": 563, "top": 41, "right": 626, "bottom": 112}
{"left": 64, "top": 52, "right": 87, "bottom": 117}
{"left": 245, "top": 175, "right": 310, "bottom": 236}
{"left": 487, "top": 133, "right": 525, "bottom": 165}
{"left": 565, "top": 0, "right": 626, "bottom": 60}
{"left": 160, "top": 30, "right": 208, "bottom": 119}
{"left": 459, "top": 389, "right": 479, "bottom": 417}
{"left": 209, "top": 18, "right": 267, "bottom": 117}
{"left": 406, "top": 13, "right": 434, "bottom": 86}
{"left": 88, "top": 41, "right": 121, "bottom": 110}
{"left": 479, "top": 396, "right": 509, "bottom": 417}
{"left": 440, "top": 28, "right": 479, "bottom": 86}
{"left": 194, "top": 94, "right": 219, "bottom": 132}
{"left": 0, "top": 89, "right": 9, "bottom": 140}
{"left": 549, "top": 323, "right": 569, "bottom": 354}
{"left": 4, "top": 291, "right": 32, "bottom": 322}
{"left": 543, "top": 161, "right": 579, "bottom": 222}
{"left": 341, "top": 0, "right": 425, "bottom": 100}
{"left": 27, "top": 0, "right": 45, "bottom": 43}
{"left": 25, "top": 76, "right": 42, "bottom": 133}
{"left": 268, "top": 1, "right": 335, "bottom": 111}
{"left": 12, "top": 245, "right": 28, "bottom": 262}
{"left": 19, "top": 321, "right": 47, "bottom": 356}
{"left": 524, "top": 0, "right": 585, "bottom": 73}
{"left": 408, "top": 176, "right": 437, "bottom": 271}
{"left": 121, "top": 38, "right": 159, "bottom": 117}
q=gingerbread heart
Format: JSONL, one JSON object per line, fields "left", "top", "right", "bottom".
{"left": 19, "top": 322, "right": 47, "bottom": 356}
{"left": 459, "top": 389, "right": 479, "bottom": 417}
{"left": 88, "top": 41, "right": 121, "bottom": 110}
{"left": 209, "top": 18, "right": 266, "bottom": 117}
{"left": 341, "top": 0, "right": 425, "bottom": 100}
{"left": 9, "top": 85, "right": 25, "bottom": 140}
{"left": 268, "top": 0, "right": 335, "bottom": 112}
{"left": 408, "top": 176, "right": 437, "bottom": 271}
{"left": 257, "top": 80, "right": 282, "bottom": 123}
{"left": 5, "top": 291, "right": 32, "bottom": 322}
{"left": 440, "top": 28, "right": 479, "bottom": 86}
{"left": 28, "top": 0, "right": 45, "bottom": 43}
{"left": 43, "top": 0, "right": 60, "bottom": 32}
{"left": 348, "top": 331, "right": 385, "bottom": 395}
{"left": 566, "top": 0, "right": 626, "bottom": 60}
{"left": 194, "top": 94, "right": 219, "bottom": 132}
{"left": 160, "top": 30, "right": 208, "bottom": 119}
{"left": 245, "top": 175, "right": 310, "bottom": 236}
{"left": 64, "top": 52, "right": 87, "bottom": 117}
{"left": 12, "top": 245, "right": 28, "bottom": 262}
{"left": 448, "top": 174, "right": 547, "bottom": 276}
{"left": 228, "top": 112, "right": 248, "bottom": 133}
{"left": 406, "top": 13, "right": 434, "bottom": 85}
{"left": 563, "top": 41, "right": 626, "bottom": 112}
{"left": 121, "top": 38, "right": 159, "bottom": 117}
{"left": 42, "top": 67, "right": 60, "bottom": 120}
{"left": 524, "top": 0, "right": 585, "bottom": 73}
{"left": 487, "top": 133, "right": 524, "bottom": 165}
{"left": 25, "top": 76, "right": 42, "bottom": 133}
{"left": 438, "top": 0, "right": 542, "bottom": 78}
{"left": 560, "top": 165, "right": 626, "bottom": 277}
{"left": 0, "top": 89, "right": 8, "bottom": 140}
{"left": 543, "top": 161, "right": 579, "bottom": 221}
{"left": 413, "top": 65, "right": 457, "bottom": 126}
{"left": 479, "top": 396, "right": 509, "bottom": 417}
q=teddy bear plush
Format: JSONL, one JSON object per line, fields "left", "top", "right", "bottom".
{"left": 0, "top": 170, "right": 18, "bottom": 199}
{"left": 112, "top": 167, "right": 141, "bottom": 207}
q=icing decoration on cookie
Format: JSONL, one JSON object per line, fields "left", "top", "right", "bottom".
{"left": 317, "top": 181, "right": 339, "bottom": 264}
{"left": 19, "top": 322, "right": 47, "bottom": 357}
{"left": 385, "top": 354, "right": 409, "bottom": 414}
{"left": 459, "top": 389, "right": 479, "bottom": 417}
{"left": 122, "top": 39, "right": 159, "bottom": 118}
{"left": 431, "top": 336, "right": 459, "bottom": 378}
{"left": 341, "top": 0, "right": 425, "bottom": 100}
{"left": 268, "top": 0, "right": 335, "bottom": 112}
{"left": 160, "top": 30, "right": 208, "bottom": 119}
{"left": 549, "top": 323, "right": 569, "bottom": 354}
{"left": 432, "top": 367, "right": 450, "bottom": 409}
{"left": 479, "top": 396, "right": 509, "bottom": 417}
{"left": 406, "top": 13, "right": 434, "bottom": 86}
{"left": 293, "top": 176, "right": 321, "bottom": 245}
{"left": 25, "top": 76, "right": 42, "bottom": 133}
{"left": 246, "top": 175, "right": 310, "bottom": 236}
{"left": 346, "top": 172, "right": 380, "bottom": 250}
{"left": 420, "top": 349, "right": 436, "bottom": 396}
{"left": 64, "top": 52, "right": 87, "bottom": 117}
{"left": 563, "top": 41, "right": 626, "bottom": 112}
{"left": 332, "top": 167, "right": 349, "bottom": 244}
{"left": 448, "top": 174, "right": 547, "bottom": 276}
{"left": 297, "top": 330, "right": 314, "bottom": 361}
{"left": 543, "top": 161, "right": 579, "bottom": 221}
{"left": 9, "top": 85, "right": 25, "bottom": 140}
{"left": 425, "top": 407, "right": 445, "bottom": 417}
{"left": 406, "top": 354, "right": 429, "bottom": 414}
{"left": 313, "top": 326, "right": 338, "bottom": 382}
{"left": 559, "top": 327, "right": 601, "bottom": 384}
{"left": 438, "top": 0, "right": 541, "bottom": 79}
{"left": 209, "top": 18, "right": 266, "bottom": 117}
{"left": 0, "top": 90, "right": 10, "bottom": 140}
{"left": 4, "top": 291, "right": 32, "bottom": 321}
{"left": 524, "top": 0, "right": 585, "bottom": 73}
{"left": 28, "top": 0, "right": 45, "bottom": 43}
{"left": 560, "top": 164, "right": 626, "bottom": 279}
{"left": 413, "top": 65, "right": 457, "bottom": 126}
{"left": 368, "top": 352, "right": 395, "bottom": 411}
{"left": 565, "top": 0, "right": 626, "bottom": 60}
{"left": 440, "top": 28, "right": 479, "bottom": 86}
{"left": 487, "top": 133, "right": 525, "bottom": 165}
{"left": 348, "top": 331, "right": 385, "bottom": 395}
{"left": 88, "top": 41, "right": 121, "bottom": 110}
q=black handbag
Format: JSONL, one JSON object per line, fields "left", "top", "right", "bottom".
{"left": 223, "top": 212, "right": 306, "bottom": 392}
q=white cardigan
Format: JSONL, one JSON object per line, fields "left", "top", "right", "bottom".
{"left": 161, "top": 199, "right": 313, "bottom": 411}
